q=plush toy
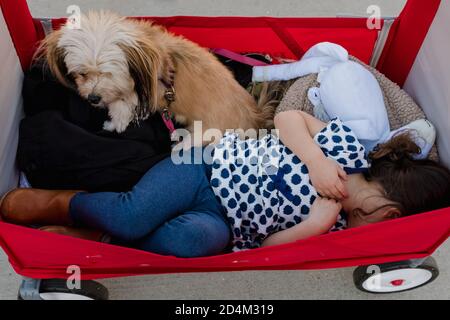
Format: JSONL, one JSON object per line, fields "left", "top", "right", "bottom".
{"left": 383, "top": 119, "right": 436, "bottom": 160}
{"left": 252, "top": 42, "right": 348, "bottom": 82}
{"left": 306, "top": 59, "right": 390, "bottom": 152}
{"left": 254, "top": 42, "right": 436, "bottom": 158}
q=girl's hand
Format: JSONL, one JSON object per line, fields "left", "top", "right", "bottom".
{"left": 307, "top": 156, "right": 348, "bottom": 200}
{"left": 261, "top": 196, "right": 343, "bottom": 248}
{"left": 307, "top": 197, "right": 343, "bottom": 233}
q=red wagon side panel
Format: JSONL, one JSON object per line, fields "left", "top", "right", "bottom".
{"left": 1, "top": 0, "right": 449, "bottom": 280}
{"left": 1, "top": 207, "right": 449, "bottom": 280}
{"left": 48, "top": 16, "right": 379, "bottom": 64}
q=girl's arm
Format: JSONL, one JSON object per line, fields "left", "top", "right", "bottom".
{"left": 262, "top": 197, "right": 342, "bottom": 247}
{"left": 274, "top": 110, "right": 326, "bottom": 164}
{"left": 261, "top": 218, "right": 325, "bottom": 247}
{"left": 274, "top": 110, "right": 348, "bottom": 200}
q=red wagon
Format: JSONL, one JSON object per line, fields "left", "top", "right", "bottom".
{"left": 0, "top": 0, "right": 449, "bottom": 299}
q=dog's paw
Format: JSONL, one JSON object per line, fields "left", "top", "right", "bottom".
{"left": 112, "top": 119, "right": 130, "bottom": 133}
{"left": 103, "top": 121, "right": 116, "bottom": 132}
{"left": 103, "top": 118, "right": 131, "bottom": 133}
{"left": 107, "top": 101, "right": 134, "bottom": 133}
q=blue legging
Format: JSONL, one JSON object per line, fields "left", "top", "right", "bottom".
{"left": 69, "top": 157, "right": 231, "bottom": 258}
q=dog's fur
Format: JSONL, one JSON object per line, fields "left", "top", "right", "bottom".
{"left": 36, "top": 11, "right": 274, "bottom": 139}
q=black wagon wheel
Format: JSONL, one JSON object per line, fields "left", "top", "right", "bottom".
{"left": 353, "top": 257, "right": 439, "bottom": 294}
{"left": 18, "top": 278, "right": 109, "bottom": 300}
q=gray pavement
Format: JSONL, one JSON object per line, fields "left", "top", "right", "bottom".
{"left": 27, "top": 0, "right": 407, "bottom": 18}
{"left": 2, "top": 0, "right": 448, "bottom": 300}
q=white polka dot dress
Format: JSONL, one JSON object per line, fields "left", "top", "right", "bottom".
{"left": 210, "top": 118, "right": 369, "bottom": 251}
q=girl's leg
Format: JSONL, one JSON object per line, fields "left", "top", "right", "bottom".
{"left": 70, "top": 157, "right": 213, "bottom": 241}
{"left": 136, "top": 209, "right": 230, "bottom": 258}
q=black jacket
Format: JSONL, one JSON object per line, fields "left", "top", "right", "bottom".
{"left": 18, "top": 62, "right": 172, "bottom": 192}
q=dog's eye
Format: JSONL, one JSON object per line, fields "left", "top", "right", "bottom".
{"left": 79, "top": 72, "right": 88, "bottom": 78}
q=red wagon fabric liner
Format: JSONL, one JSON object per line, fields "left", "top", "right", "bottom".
{"left": 0, "top": 0, "right": 448, "bottom": 280}
{"left": 0, "top": 207, "right": 449, "bottom": 280}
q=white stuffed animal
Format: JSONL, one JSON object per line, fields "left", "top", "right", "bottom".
{"left": 253, "top": 42, "right": 436, "bottom": 157}
{"left": 307, "top": 60, "right": 391, "bottom": 152}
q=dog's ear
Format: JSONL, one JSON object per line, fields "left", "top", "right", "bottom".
{"left": 119, "top": 39, "right": 162, "bottom": 115}
{"left": 34, "top": 30, "right": 71, "bottom": 87}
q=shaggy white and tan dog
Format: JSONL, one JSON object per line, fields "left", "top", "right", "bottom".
{"left": 37, "top": 11, "right": 273, "bottom": 141}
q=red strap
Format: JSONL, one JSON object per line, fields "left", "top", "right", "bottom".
{"left": 161, "top": 112, "right": 176, "bottom": 134}
{"left": 265, "top": 18, "right": 305, "bottom": 59}
{"left": 211, "top": 48, "right": 269, "bottom": 66}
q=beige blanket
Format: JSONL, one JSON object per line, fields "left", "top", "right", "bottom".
{"left": 275, "top": 56, "right": 439, "bottom": 161}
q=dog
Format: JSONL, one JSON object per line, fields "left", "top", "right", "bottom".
{"left": 36, "top": 11, "right": 275, "bottom": 144}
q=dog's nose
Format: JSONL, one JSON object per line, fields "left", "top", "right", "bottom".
{"left": 88, "top": 94, "right": 102, "bottom": 105}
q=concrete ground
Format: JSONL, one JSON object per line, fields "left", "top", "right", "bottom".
{"left": 27, "top": 0, "right": 407, "bottom": 18}
{"left": 3, "top": 0, "right": 449, "bottom": 300}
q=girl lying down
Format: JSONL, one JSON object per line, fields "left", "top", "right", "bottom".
{"left": 1, "top": 110, "right": 450, "bottom": 257}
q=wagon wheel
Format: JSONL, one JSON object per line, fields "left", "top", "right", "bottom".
{"left": 18, "top": 278, "right": 109, "bottom": 300}
{"left": 353, "top": 257, "right": 439, "bottom": 294}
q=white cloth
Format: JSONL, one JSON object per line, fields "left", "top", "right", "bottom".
{"left": 19, "top": 172, "right": 32, "bottom": 188}
{"left": 0, "top": 10, "right": 23, "bottom": 196}
{"left": 403, "top": 1, "right": 450, "bottom": 166}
